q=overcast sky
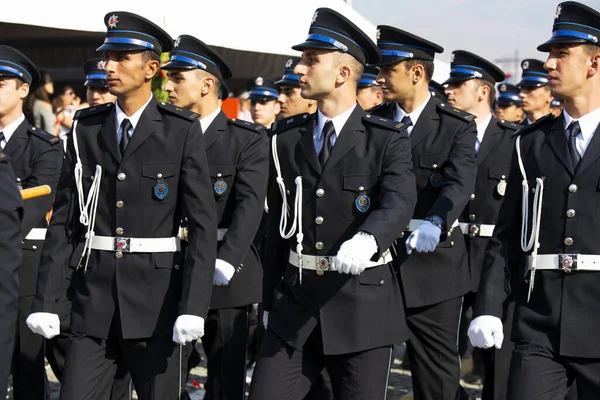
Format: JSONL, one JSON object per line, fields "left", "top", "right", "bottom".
{"left": 352, "top": 0, "right": 600, "bottom": 80}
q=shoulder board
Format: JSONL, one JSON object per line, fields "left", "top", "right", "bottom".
{"left": 437, "top": 103, "right": 476, "bottom": 122}
{"left": 0, "top": 151, "right": 9, "bottom": 161}
{"left": 157, "top": 102, "right": 200, "bottom": 121}
{"left": 73, "top": 102, "right": 113, "bottom": 120}
{"left": 363, "top": 114, "right": 406, "bottom": 131}
{"left": 228, "top": 118, "right": 265, "bottom": 134}
{"left": 512, "top": 113, "right": 553, "bottom": 137}
{"left": 271, "top": 113, "right": 311, "bottom": 135}
{"left": 28, "top": 126, "right": 60, "bottom": 145}
{"left": 366, "top": 102, "right": 394, "bottom": 114}
{"left": 497, "top": 119, "right": 522, "bottom": 131}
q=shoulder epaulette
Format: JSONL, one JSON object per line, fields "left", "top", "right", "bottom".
{"left": 363, "top": 114, "right": 406, "bottom": 131}
{"left": 0, "top": 151, "right": 9, "bottom": 161}
{"left": 228, "top": 118, "right": 265, "bottom": 134}
{"left": 366, "top": 102, "right": 394, "bottom": 114}
{"left": 157, "top": 102, "right": 200, "bottom": 121}
{"left": 73, "top": 103, "right": 113, "bottom": 120}
{"left": 437, "top": 103, "right": 476, "bottom": 122}
{"left": 271, "top": 113, "right": 311, "bottom": 135}
{"left": 28, "top": 126, "right": 60, "bottom": 145}
{"left": 497, "top": 119, "right": 522, "bottom": 131}
{"left": 512, "top": 113, "right": 553, "bottom": 137}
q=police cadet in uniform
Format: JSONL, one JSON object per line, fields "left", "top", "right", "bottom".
{"left": 277, "top": 56, "right": 317, "bottom": 119}
{"left": 84, "top": 58, "right": 117, "bottom": 108}
{"left": 371, "top": 26, "right": 478, "bottom": 400}
{"left": 443, "top": 51, "right": 520, "bottom": 400}
{"left": 161, "top": 34, "right": 268, "bottom": 400}
{"left": 356, "top": 65, "right": 383, "bottom": 110}
{"left": 0, "top": 45, "right": 63, "bottom": 399}
{"left": 249, "top": 8, "right": 417, "bottom": 400}
{"left": 469, "top": 2, "right": 600, "bottom": 399}
{"left": 494, "top": 83, "right": 524, "bottom": 123}
{"left": 26, "top": 11, "right": 217, "bottom": 400}
{"left": 248, "top": 77, "right": 280, "bottom": 128}
{"left": 517, "top": 58, "right": 555, "bottom": 124}
{"left": 0, "top": 154, "right": 23, "bottom": 398}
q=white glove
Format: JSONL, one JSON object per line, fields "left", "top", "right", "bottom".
{"left": 26, "top": 312, "right": 60, "bottom": 339}
{"left": 213, "top": 259, "right": 235, "bottom": 286}
{"left": 334, "top": 232, "right": 378, "bottom": 275}
{"left": 406, "top": 220, "right": 441, "bottom": 255}
{"left": 468, "top": 315, "right": 504, "bottom": 349}
{"left": 172, "top": 315, "right": 205, "bottom": 344}
{"left": 263, "top": 310, "right": 269, "bottom": 329}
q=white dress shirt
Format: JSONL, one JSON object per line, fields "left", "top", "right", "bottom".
{"left": 393, "top": 94, "right": 431, "bottom": 136}
{"left": 114, "top": 94, "right": 153, "bottom": 142}
{"left": 475, "top": 113, "right": 492, "bottom": 153}
{"left": 563, "top": 107, "right": 600, "bottom": 157}
{"left": 314, "top": 104, "right": 356, "bottom": 155}
{"left": 200, "top": 108, "right": 221, "bottom": 134}
{"left": 0, "top": 114, "right": 25, "bottom": 149}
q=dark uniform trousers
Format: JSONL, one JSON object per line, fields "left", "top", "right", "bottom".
{"left": 249, "top": 107, "right": 417, "bottom": 400}
{"left": 3, "top": 120, "right": 63, "bottom": 399}
{"left": 474, "top": 114, "right": 600, "bottom": 400}
{"left": 32, "top": 100, "right": 217, "bottom": 400}
{"left": 0, "top": 155, "right": 24, "bottom": 398}
{"left": 456, "top": 117, "right": 519, "bottom": 400}
{"left": 195, "top": 111, "right": 268, "bottom": 400}
{"left": 370, "top": 98, "right": 477, "bottom": 400}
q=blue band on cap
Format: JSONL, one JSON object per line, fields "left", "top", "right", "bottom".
{"left": 312, "top": 27, "right": 368, "bottom": 55}
{"left": 86, "top": 73, "right": 107, "bottom": 81}
{"left": 521, "top": 76, "right": 548, "bottom": 84}
{"left": 523, "top": 71, "right": 548, "bottom": 77}
{"left": 377, "top": 42, "right": 434, "bottom": 54}
{"left": 450, "top": 67, "right": 484, "bottom": 78}
{"left": 307, "top": 33, "right": 350, "bottom": 52}
{"left": 280, "top": 74, "right": 300, "bottom": 83}
{"left": 499, "top": 93, "right": 521, "bottom": 102}
{"left": 552, "top": 29, "right": 599, "bottom": 43}
{"left": 380, "top": 49, "right": 414, "bottom": 58}
{"left": 103, "top": 37, "right": 155, "bottom": 49}
{"left": 249, "top": 88, "right": 279, "bottom": 99}
{"left": 0, "top": 61, "right": 32, "bottom": 82}
{"left": 170, "top": 55, "right": 207, "bottom": 70}
{"left": 359, "top": 78, "right": 378, "bottom": 86}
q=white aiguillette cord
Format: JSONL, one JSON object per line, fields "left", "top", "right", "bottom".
{"left": 72, "top": 119, "right": 102, "bottom": 272}
{"left": 272, "top": 134, "right": 304, "bottom": 283}
{"left": 516, "top": 135, "right": 545, "bottom": 302}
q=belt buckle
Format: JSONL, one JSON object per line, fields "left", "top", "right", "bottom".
{"left": 114, "top": 237, "right": 131, "bottom": 253}
{"left": 469, "top": 224, "right": 480, "bottom": 238}
{"left": 316, "top": 257, "right": 333, "bottom": 276}
{"left": 558, "top": 254, "right": 577, "bottom": 273}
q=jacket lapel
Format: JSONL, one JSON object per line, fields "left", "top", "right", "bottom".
{"left": 3, "top": 120, "right": 29, "bottom": 158}
{"left": 575, "top": 120, "right": 600, "bottom": 176}
{"left": 409, "top": 97, "right": 438, "bottom": 149}
{"left": 121, "top": 98, "right": 161, "bottom": 160}
{"left": 98, "top": 109, "right": 120, "bottom": 163}
{"left": 546, "top": 115, "right": 574, "bottom": 176}
{"left": 322, "top": 106, "right": 363, "bottom": 171}
{"left": 476, "top": 117, "right": 502, "bottom": 166}
{"left": 203, "top": 111, "right": 227, "bottom": 150}
{"left": 297, "top": 114, "right": 322, "bottom": 175}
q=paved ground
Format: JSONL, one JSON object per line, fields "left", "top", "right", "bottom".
{"left": 21, "top": 344, "right": 482, "bottom": 400}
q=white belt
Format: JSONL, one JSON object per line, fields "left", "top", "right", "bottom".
{"left": 90, "top": 235, "right": 181, "bottom": 253}
{"left": 288, "top": 249, "right": 392, "bottom": 272}
{"left": 178, "top": 228, "right": 228, "bottom": 241}
{"left": 458, "top": 222, "right": 495, "bottom": 237}
{"left": 528, "top": 254, "right": 600, "bottom": 273}
{"left": 404, "top": 218, "right": 459, "bottom": 232}
{"left": 25, "top": 228, "right": 47, "bottom": 241}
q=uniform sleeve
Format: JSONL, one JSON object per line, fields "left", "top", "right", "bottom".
{"left": 217, "top": 132, "right": 269, "bottom": 269}
{"left": 21, "top": 142, "right": 64, "bottom": 236}
{"left": 359, "top": 130, "right": 417, "bottom": 257}
{"left": 178, "top": 121, "right": 218, "bottom": 317}
{"left": 474, "top": 144, "right": 524, "bottom": 318}
{"left": 428, "top": 120, "right": 477, "bottom": 231}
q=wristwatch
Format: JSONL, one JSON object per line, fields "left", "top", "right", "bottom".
{"left": 425, "top": 215, "right": 444, "bottom": 231}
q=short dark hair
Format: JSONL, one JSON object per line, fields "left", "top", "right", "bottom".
{"left": 404, "top": 59, "right": 435, "bottom": 82}
{"left": 474, "top": 79, "right": 496, "bottom": 108}
{"left": 141, "top": 50, "right": 161, "bottom": 64}
{"left": 581, "top": 43, "right": 600, "bottom": 59}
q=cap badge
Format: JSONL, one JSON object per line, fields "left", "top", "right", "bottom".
{"left": 500, "top": 84, "right": 507, "bottom": 92}
{"left": 311, "top": 11, "right": 319, "bottom": 24}
{"left": 107, "top": 14, "right": 119, "bottom": 29}
{"left": 174, "top": 37, "right": 181, "bottom": 48}
{"left": 255, "top": 77, "right": 264, "bottom": 86}
{"left": 555, "top": 5, "right": 562, "bottom": 20}
{"left": 474, "top": 71, "right": 483, "bottom": 78}
{"left": 97, "top": 60, "right": 106, "bottom": 70}
{"left": 522, "top": 60, "right": 530, "bottom": 70}
{"left": 285, "top": 58, "right": 293, "bottom": 68}
{"left": 376, "top": 29, "right": 381, "bottom": 40}
{"left": 450, "top": 53, "right": 455, "bottom": 63}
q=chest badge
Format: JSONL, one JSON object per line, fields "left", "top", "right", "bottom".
{"left": 497, "top": 175, "right": 507, "bottom": 196}
{"left": 153, "top": 173, "right": 169, "bottom": 200}
{"left": 214, "top": 173, "right": 227, "bottom": 196}
{"left": 355, "top": 186, "right": 371, "bottom": 213}
{"left": 429, "top": 163, "right": 443, "bottom": 188}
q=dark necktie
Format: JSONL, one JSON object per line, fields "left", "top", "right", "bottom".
{"left": 566, "top": 120, "right": 581, "bottom": 169}
{"left": 119, "top": 119, "right": 132, "bottom": 155}
{"left": 401, "top": 115, "right": 413, "bottom": 128}
{"left": 318, "top": 120, "right": 335, "bottom": 167}
{"left": 0, "top": 131, "right": 5, "bottom": 149}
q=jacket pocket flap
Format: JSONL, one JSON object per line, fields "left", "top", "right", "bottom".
{"left": 142, "top": 162, "right": 177, "bottom": 179}
{"left": 343, "top": 174, "right": 378, "bottom": 192}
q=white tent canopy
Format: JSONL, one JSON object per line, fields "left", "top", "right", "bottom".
{"left": 1, "top": 0, "right": 450, "bottom": 87}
